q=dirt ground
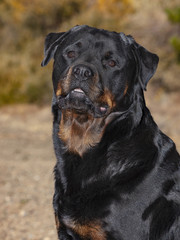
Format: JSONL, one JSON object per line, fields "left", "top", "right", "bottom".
{"left": 0, "top": 87, "right": 180, "bottom": 240}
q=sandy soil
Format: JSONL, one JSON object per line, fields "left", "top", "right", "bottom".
{"left": 0, "top": 88, "right": 180, "bottom": 240}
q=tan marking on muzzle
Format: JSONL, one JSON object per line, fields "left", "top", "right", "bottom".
{"left": 99, "top": 88, "right": 116, "bottom": 109}
{"left": 56, "top": 82, "right": 62, "bottom": 96}
{"left": 56, "top": 67, "right": 74, "bottom": 96}
{"left": 63, "top": 67, "right": 73, "bottom": 93}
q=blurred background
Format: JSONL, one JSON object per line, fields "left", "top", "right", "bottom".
{"left": 0, "top": 0, "right": 180, "bottom": 239}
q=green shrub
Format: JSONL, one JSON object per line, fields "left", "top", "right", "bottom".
{"left": 170, "top": 36, "right": 180, "bottom": 62}
{"left": 166, "top": 7, "right": 180, "bottom": 23}
{"left": 166, "top": 7, "right": 180, "bottom": 63}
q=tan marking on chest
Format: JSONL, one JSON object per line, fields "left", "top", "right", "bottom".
{"left": 55, "top": 214, "right": 60, "bottom": 231}
{"left": 59, "top": 110, "right": 105, "bottom": 156}
{"left": 74, "top": 222, "right": 106, "bottom": 240}
{"left": 64, "top": 218, "right": 106, "bottom": 240}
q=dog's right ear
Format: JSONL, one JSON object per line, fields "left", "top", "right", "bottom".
{"left": 41, "top": 32, "right": 66, "bottom": 67}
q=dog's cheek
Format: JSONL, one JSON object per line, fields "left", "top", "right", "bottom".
{"left": 55, "top": 67, "right": 74, "bottom": 97}
{"left": 88, "top": 73, "right": 102, "bottom": 102}
{"left": 123, "top": 83, "right": 129, "bottom": 96}
{"left": 56, "top": 82, "right": 62, "bottom": 97}
{"left": 98, "top": 88, "right": 116, "bottom": 110}
{"left": 104, "top": 70, "right": 127, "bottom": 100}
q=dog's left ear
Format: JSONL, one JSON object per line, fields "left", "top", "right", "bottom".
{"left": 41, "top": 32, "right": 66, "bottom": 67}
{"left": 120, "top": 33, "right": 159, "bottom": 90}
{"left": 134, "top": 43, "right": 159, "bottom": 90}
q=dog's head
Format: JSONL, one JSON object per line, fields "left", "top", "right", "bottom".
{"left": 42, "top": 25, "right": 158, "bottom": 118}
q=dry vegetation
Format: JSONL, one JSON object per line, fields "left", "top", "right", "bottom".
{"left": 0, "top": 0, "right": 180, "bottom": 239}
{"left": 0, "top": 0, "right": 179, "bottom": 105}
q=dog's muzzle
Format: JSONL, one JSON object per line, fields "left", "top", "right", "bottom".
{"left": 57, "top": 64, "right": 109, "bottom": 117}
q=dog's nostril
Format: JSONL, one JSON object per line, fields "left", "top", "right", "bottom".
{"left": 84, "top": 69, "right": 91, "bottom": 78}
{"left": 73, "top": 67, "right": 80, "bottom": 75}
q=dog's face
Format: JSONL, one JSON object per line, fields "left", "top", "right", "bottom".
{"left": 42, "top": 25, "right": 159, "bottom": 119}
{"left": 53, "top": 28, "right": 131, "bottom": 118}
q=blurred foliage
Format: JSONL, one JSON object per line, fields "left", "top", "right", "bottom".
{"left": 0, "top": 0, "right": 134, "bottom": 106}
{"left": 170, "top": 36, "right": 180, "bottom": 62}
{"left": 0, "top": 0, "right": 180, "bottom": 106}
{"left": 166, "top": 7, "right": 180, "bottom": 23}
{"left": 96, "top": 0, "right": 133, "bottom": 19}
{"left": 166, "top": 7, "right": 180, "bottom": 63}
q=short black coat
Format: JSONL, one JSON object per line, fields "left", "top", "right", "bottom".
{"left": 42, "top": 25, "right": 180, "bottom": 240}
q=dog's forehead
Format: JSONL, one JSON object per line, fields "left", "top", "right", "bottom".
{"left": 69, "top": 26, "right": 120, "bottom": 50}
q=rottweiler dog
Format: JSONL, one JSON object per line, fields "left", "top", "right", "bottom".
{"left": 41, "top": 25, "right": 180, "bottom": 240}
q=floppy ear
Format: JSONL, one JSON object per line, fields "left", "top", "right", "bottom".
{"left": 120, "top": 33, "right": 159, "bottom": 90}
{"left": 41, "top": 32, "right": 66, "bottom": 67}
{"left": 134, "top": 44, "right": 159, "bottom": 90}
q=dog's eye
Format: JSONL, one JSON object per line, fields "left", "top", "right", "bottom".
{"left": 67, "top": 51, "right": 76, "bottom": 58}
{"left": 108, "top": 60, "right": 116, "bottom": 67}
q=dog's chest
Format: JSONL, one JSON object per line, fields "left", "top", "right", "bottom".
{"left": 58, "top": 185, "right": 151, "bottom": 240}
{"left": 58, "top": 164, "right": 162, "bottom": 240}
{"left": 59, "top": 110, "right": 106, "bottom": 156}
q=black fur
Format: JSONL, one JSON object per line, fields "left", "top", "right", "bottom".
{"left": 42, "top": 25, "right": 180, "bottom": 240}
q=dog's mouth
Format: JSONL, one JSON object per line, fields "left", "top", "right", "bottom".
{"left": 57, "top": 88, "right": 109, "bottom": 117}
{"left": 70, "top": 88, "right": 87, "bottom": 99}
{"left": 72, "top": 88, "right": 85, "bottom": 94}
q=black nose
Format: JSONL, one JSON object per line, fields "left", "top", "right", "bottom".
{"left": 73, "top": 64, "right": 93, "bottom": 80}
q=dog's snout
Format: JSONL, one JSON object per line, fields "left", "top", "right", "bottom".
{"left": 73, "top": 64, "right": 93, "bottom": 80}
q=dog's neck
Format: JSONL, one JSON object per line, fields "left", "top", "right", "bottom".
{"left": 59, "top": 110, "right": 107, "bottom": 156}
{"left": 58, "top": 93, "right": 145, "bottom": 157}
